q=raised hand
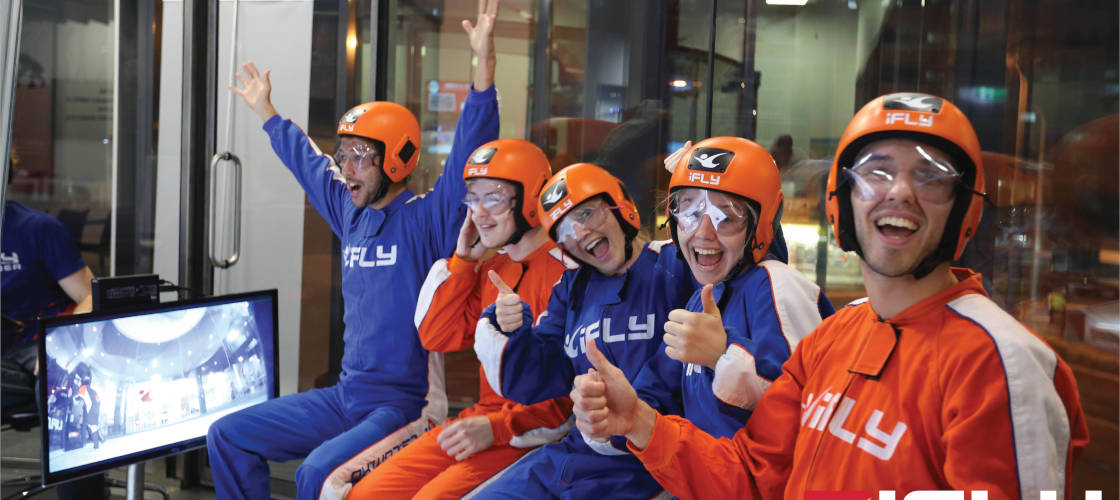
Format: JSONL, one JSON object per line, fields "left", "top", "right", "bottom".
{"left": 488, "top": 270, "right": 523, "bottom": 332}
{"left": 462, "top": 0, "right": 499, "bottom": 90}
{"left": 229, "top": 61, "right": 278, "bottom": 122}
{"left": 436, "top": 416, "right": 495, "bottom": 461}
{"left": 455, "top": 210, "right": 488, "bottom": 261}
{"left": 663, "top": 284, "right": 727, "bottom": 369}
{"left": 664, "top": 140, "right": 692, "bottom": 174}
{"left": 571, "top": 340, "right": 650, "bottom": 443}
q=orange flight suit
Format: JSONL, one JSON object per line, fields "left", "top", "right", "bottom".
{"left": 349, "top": 243, "right": 576, "bottom": 499}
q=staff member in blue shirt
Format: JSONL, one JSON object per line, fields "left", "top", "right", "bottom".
{"left": 2, "top": 167, "right": 99, "bottom": 500}
{"left": 1, "top": 199, "right": 93, "bottom": 378}
{"left": 206, "top": 3, "right": 501, "bottom": 498}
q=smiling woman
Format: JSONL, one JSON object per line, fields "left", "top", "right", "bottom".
{"left": 537, "top": 163, "right": 644, "bottom": 276}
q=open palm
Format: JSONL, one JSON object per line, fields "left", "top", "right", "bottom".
{"left": 230, "top": 61, "right": 278, "bottom": 122}
{"left": 462, "top": 0, "right": 499, "bottom": 89}
{"left": 462, "top": 0, "right": 499, "bottom": 59}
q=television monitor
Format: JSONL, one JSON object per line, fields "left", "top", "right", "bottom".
{"left": 37, "top": 290, "right": 278, "bottom": 485}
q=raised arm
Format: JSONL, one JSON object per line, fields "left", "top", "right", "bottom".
{"left": 464, "top": 0, "right": 498, "bottom": 91}
{"left": 232, "top": 61, "right": 348, "bottom": 235}
{"left": 427, "top": 0, "right": 502, "bottom": 238}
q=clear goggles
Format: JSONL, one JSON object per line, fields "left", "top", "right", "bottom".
{"left": 332, "top": 143, "right": 381, "bottom": 172}
{"left": 668, "top": 188, "right": 756, "bottom": 236}
{"left": 555, "top": 201, "right": 619, "bottom": 245}
{"left": 463, "top": 182, "right": 515, "bottom": 215}
{"left": 844, "top": 146, "right": 962, "bottom": 204}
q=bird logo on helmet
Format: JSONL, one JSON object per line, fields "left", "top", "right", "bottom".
{"left": 537, "top": 163, "right": 641, "bottom": 263}
{"left": 463, "top": 139, "right": 552, "bottom": 244}
{"left": 336, "top": 101, "right": 421, "bottom": 183}
{"left": 667, "top": 137, "right": 784, "bottom": 280}
{"left": 825, "top": 92, "right": 987, "bottom": 279}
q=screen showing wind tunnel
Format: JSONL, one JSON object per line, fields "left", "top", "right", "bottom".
{"left": 39, "top": 291, "right": 277, "bottom": 483}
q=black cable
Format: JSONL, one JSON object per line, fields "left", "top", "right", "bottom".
{"left": 158, "top": 279, "right": 204, "bottom": 299}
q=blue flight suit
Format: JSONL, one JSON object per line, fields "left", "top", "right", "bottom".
{"left": 472, "top": 241, "right": 695, "bottom": 499}
{"left": 206, "top": 86, "right": 498, "bottom": 500}
{"left": 677, "top": 257, "right": 835, "bottom": 438}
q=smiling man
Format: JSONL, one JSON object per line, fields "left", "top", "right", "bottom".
{"left": 570, "top": 93, "right": 1089, "bottom": 500}
{"left": 205, "top": 2, "right": 501, "bottom": 498}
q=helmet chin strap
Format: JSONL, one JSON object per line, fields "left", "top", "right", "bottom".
{"left": 368, "top": 167, "right": 393, "bottom": 206}
{"left": 609, "top": 209, "right": 638, "bottom": 264}
{"left": 721, "top": 225, "right": 761, "bottom": 285}
{"left": 502, "top": 198, "right": 533, "bottom": 246}
{"left": 861, "top": 247, "right": 945, "bottom": 280}
{"left": 909, "top": 251, "right": 945, "bottom": 280}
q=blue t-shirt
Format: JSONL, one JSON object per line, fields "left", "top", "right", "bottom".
{"left": 2, "top": 201, "right": 86, "bottom": 349}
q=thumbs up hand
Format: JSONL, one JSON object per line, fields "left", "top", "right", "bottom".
{"left": 489, "top": 270, "right": 524, "bottom": 332}
{"left": 571, "top": 340, "right": 645, "bottom": 441}
{"left": 663, "top": 284, "right": 727, "bottom": 369}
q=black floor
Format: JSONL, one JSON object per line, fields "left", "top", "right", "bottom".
{"left": 1, "top": 428, "right": 300, "bottom": 499}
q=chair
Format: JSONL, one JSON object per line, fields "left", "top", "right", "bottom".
{"left": 54, "top": 208, "right": 89, "bottom": 249}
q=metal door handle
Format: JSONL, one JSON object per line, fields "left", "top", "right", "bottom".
{"left": 209, "top": 151, "right": 242, "bottom": 268}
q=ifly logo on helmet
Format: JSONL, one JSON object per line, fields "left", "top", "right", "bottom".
{"left": 687, "top": 147, "right": 733, "bottom": 186}
{"left": 339, "top": 107, "right": 367, "bottom": 133}
{"left": 688, "top": 148, "right": 734, "bottom": 173}
{"left": 884, "top": 112, "right": 934, "bottom": 128}
{"left": 541, "top": 179, "right": 568, "bottom": 211}
{"left": 882, "top": 93, "right": 939, "bottom": 128}
{"left": 882, "top": 93, "right": 942, "bottom": 113}
{"left": 469, "top": 147, "right": 497, "bottom": 165}
{"left": 466, "top": 147, "right": 497, "bottom": 176}
{"left": 541, "top": 179, "right": 573, "bottom": 221}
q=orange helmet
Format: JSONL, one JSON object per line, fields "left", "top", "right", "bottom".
{"left": 538, "top": 162, "right": 640, "bottom": 243}
{"left": 464, "top": 139, "right": 552, "bottom": 228}
{"left": 337, "top": 101, "right": 420, "bottom": 183}
{"left": 826, "top": 92, "right": 986, "bottom": 276}
{"left": 668, "top": 137, "right": 783, "bottom": 265}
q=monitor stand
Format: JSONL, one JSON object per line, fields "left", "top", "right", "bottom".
{"left": 126, "top": 463, "right": 144, "bottom": 500}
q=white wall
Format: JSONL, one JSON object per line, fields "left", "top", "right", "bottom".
{"left": 154, "top": 0, "right": 313, "bottom": 396}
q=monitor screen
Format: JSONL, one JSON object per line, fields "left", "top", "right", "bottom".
{"left": 37, "top": 290, "right": 278, "bottom": 484}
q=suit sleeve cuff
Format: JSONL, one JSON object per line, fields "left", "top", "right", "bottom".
{"left": 487, "top": 412, "right": 513, "bottom": 446}
{"left": 468, "top": 84, "right": 498, "bottom": 103}
{"left": 712, "top": 343, "right": 769, "bottom": 410}
{"left": 627, "top": 412, "right": 681, "bottom": 471}
{"left": 447, "top": 254, "right": 480, "bottom": 275}
{"left": 262, "top": 113, "right": 284, "bottom": 132}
